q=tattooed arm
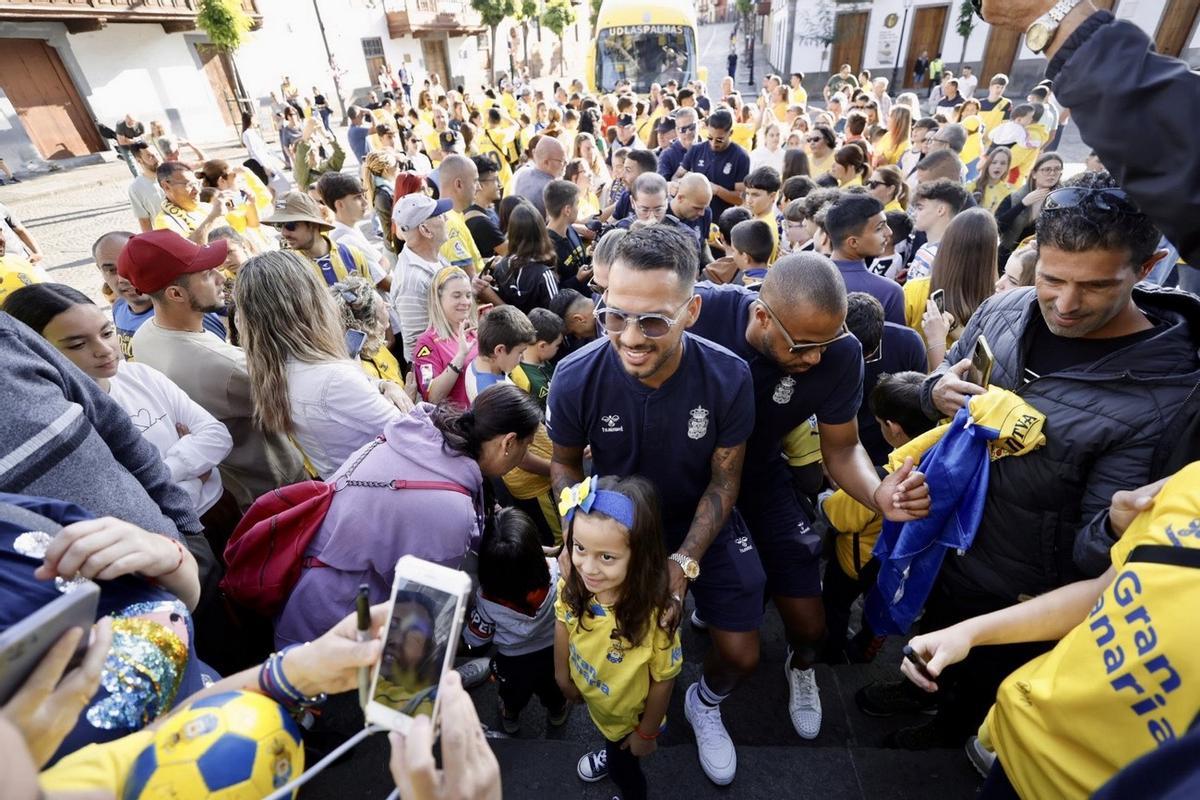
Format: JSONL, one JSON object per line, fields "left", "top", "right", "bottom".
{"left": 550, "top": 443, "right": 586, "bottom": 498}
{"left": 663, "top": 442, "right": 747, "bottom": 628}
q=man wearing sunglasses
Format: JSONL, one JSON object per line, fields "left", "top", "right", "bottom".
{"left": 263, "top": 191, "right": 373, "bottom": 288}
{"left": 548, "top": 225, "right": 764, "bottom": 787}
{"left": 674, "top": 110, "right": 750, "bottom": 220}
{"left": 687, "top": 252, "right": 930, "bottom": 746}
{"left": 656, "top": 108, "right": 699, "bottom": 181}
{"left": 862, "top": 171, "right": 1200, "bottom": 750}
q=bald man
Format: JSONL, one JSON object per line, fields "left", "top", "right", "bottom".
{"left": 93, "top": 230, "right": 152, "bottom": 359}
{"left": 437, "top": 154, "right": 484, "bottom": 275}
{"left": 671, "top": 172, "right": 715, "bottom": 265}
{"left": 687, "top": 253, "right": 929, "bottom": 744}
{"left": 512, "top": 137, "right": 566, "bottom": 217}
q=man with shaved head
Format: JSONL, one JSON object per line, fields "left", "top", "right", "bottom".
{"left": 687, "top": 252, "right": 930, "bottom": 747}
{"left": 93, "top": 231, "right": 146, "bottom": 359}
{"left": 671, "top": 172, "right": 715, "bottom": 265}
{"left": 512, "top": 136, "right": 566, "bottom": 217}
{"left": 436, "top": 154, "right": 484, "bottom": 276}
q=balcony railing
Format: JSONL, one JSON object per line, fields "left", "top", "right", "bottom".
{"left": 0, "top": 0, "right": 262, "bottom": 33}
{"left": 385, "top": 0, "right": 484, "bottom": 38}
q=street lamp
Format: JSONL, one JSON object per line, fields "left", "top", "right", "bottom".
{"left": 891, "top": 0, "right": 914, "bottom": 90}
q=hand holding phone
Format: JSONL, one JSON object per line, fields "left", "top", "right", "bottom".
{"left": 365, "top": 556, "right": 472, "bottom": 733}
{"left": 930, "top": 288, "right": 946, "bottom": 315}
{"left": 966, "top": 334, "right": 995, "bottom": 388}
{"left": 1, "top": 602, "right": 112, "bottom": 768}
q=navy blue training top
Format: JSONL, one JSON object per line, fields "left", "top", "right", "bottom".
{"left": 834, "top": 259, "right": 906, "bottom": 326}
{"left": 687, "top": 282, "right": 864, "bottom": 477}
{"left": 546, "top": 333, "right": 755, "bottom": 542}
{"left": 681, "top": 141, "right": 750, "bottom": 218}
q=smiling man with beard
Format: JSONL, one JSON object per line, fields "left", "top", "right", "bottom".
{"left": 547, "top": 224, "right": 763, "bottom": 787}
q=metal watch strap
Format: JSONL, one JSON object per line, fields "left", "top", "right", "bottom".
{"left": 1049, "top": 0, "right": 1085, "bottom": 23}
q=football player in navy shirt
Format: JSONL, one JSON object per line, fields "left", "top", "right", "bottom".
{"left": 825, "top": 194, "right": 906, "bottom": 325}
{"left": 547, "top": 225, "right": 762, "bottom": 787}
{"left": 673, "top": 110, "right": 750, "bottom": 219}
{"left": 687, "top": 253, "right": 930, "bottom": 742}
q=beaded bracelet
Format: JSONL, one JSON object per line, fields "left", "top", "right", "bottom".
{"left": 258, "top": 644, "right": 327, "bottom": 710}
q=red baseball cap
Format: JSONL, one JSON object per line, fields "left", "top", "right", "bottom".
{"left": 117, "top": 230, "right": 228, "bottom": 295}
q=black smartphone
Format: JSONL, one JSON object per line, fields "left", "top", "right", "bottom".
{"left": 902, "top": 644, "right": 936, "bottom": 682}
{"left": 930, "top": 288, "right": 946, "bottom": 315}
{"left": 967, "top": 334, "right": 995, "bottom": 387}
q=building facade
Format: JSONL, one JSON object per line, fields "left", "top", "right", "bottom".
{"left": 768, "top": 0, "right": 1200, "bottom": 94}
{"left": 0, "top": 0, "right": 589, "bottom": 170}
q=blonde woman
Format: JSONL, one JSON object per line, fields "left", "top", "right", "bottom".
{"left": 873, "top": 105, "right": 912, "bottom": 167}
{"left": 573, "top": 131, "right": 610, "bottom": 188}
{"left": 411, "top": 266, "right": 478, "bottom": 408}
{"left": 364, "top": 150, "right": 401, "bottom": 252}
{"left": 235, "top": 251, "right": 411, "bottom": 479}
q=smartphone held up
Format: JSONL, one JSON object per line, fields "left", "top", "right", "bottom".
{"left": 364, "top": 556, "right": 471, "bottom": 733}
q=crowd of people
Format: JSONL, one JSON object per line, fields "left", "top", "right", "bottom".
{"left": 2, "top": 1, "right": 1200, "bottom": 798}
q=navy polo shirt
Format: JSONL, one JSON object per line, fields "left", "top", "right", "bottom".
{"left": 834, "top": 259, "right": 906, "bottom": 326}
{"left": 859, "top": 322, "right": 928, "bottom": 465}
{"left": 687, "top": 283, "right": 863, "bottom": 478}
{"left": 657, "top": 139, "right": 690, "bottom": 179}
{"left": 681, "top": 141, "right": 750, "bottom": 218}
{"left": 546, "top": 333, "right": 755, "bottom": 543}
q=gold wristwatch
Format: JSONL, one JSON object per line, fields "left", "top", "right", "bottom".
{"left": 669, "top": 552, "right": 700, "bottom": 581}
{"left": 1025, "top": 0, "right": 1085, "bottom": 53}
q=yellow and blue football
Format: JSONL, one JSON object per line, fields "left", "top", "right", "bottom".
{"left": 122, "top": 690, "right": 304, "bottom": 799}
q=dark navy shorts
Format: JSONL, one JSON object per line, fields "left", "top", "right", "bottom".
{"left": 738, "top": 462, "right": 823, "bottom": 598}
{"left": 681, "top": 511, "right": 766, "bottom": 633}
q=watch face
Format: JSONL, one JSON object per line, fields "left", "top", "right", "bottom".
{"left": 1027, "top": 23, "right": 1052, "bottom": 52}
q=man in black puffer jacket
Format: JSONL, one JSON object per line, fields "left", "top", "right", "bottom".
{"left": 858, "top": 170, "right": 1200, "bottom": 749}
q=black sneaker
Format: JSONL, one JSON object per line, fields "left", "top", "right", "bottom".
{"left": 855, "top": 678, "right": 938, "bottom": 717}
{"left": 497, "top": 698, "right": 519, "bottom": 735}
{"left": 881, "top": 718, "right": 962, "bottom": 750}
{"left": 547, "top": 701, "right": 570, "bottom": 727}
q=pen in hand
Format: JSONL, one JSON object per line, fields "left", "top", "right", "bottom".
{"left": 356, "top": 584, "right": 371, "bottom": 708}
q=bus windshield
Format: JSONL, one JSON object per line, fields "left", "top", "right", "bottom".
{"left": 595, "top": 25, "right": 696, "bottom": 93}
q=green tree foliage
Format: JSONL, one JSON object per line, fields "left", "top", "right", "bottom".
{"left": 957, "top": 0, "right": 978, "bottom": 70}
{"left": 470, "top": 0, "right": 518, "bottom": 83}
{"left": 541, "top": 0, "right": 577, "bottom": 76}
{"left": 195, "top": 0, "right": 253, "bottom": 51}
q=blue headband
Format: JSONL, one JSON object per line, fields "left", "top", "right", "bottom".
{"left": 558, "top": 477, "right": 636, "bottom": 530}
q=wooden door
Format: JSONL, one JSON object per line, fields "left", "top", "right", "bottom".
{"left": 903, "top": 5, "right": 949, "bottom": 88}
{"left": 980, "top": 25, "right": 1022, "bottom": 82}
{"left": 0, "top": 39, "right": 102, "bottom": 159}
{"left": 196, "top": 43, "right": 238, "bottom": 133}
{"left": 421, "top": 39, "right": 450, "bottom": 88}
{"left": 1155, "top": 0, "right": 1200, "bottom": 56}
{"left": 829, "top": 11, "right": 869, "bottom": 75}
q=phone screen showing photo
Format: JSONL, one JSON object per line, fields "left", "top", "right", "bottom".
{"left": 373, "top": 581, "right": 458, "bottom": 718}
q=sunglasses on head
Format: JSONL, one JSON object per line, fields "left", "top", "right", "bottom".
{"left": 1043, "top": 187, "right": 1141, "bottom": 216}
{"left": 594, "top": 300, "right": 690, "bottom": 339}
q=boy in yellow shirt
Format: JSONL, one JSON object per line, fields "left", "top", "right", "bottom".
{"left": 821, "top": 371, "right": 936, "bottom": 663}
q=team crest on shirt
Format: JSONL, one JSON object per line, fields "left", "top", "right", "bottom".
{"left": 601, "top": 414, "right": 623, "bottom": 433}
{"left": 687, "top": 406, "right": 710, "bottom": 440}
{"left": 772, "top": 376, "right": 796, "bottom": 404}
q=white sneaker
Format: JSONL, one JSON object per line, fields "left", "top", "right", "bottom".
{"left": 684, "top": 682, "right": 736, "bottom": 785}
{"left": 784, "top": 651, "right": 822, "bottom": 739}
{"left": 966, "top": 736, "right": 996, "bottom": 778}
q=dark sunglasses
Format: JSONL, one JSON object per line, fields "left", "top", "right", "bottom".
{"left": 758, "top": 298, "right": 851, "bottom": 354}
{"left": 678, "top": 123, "right": 697, "bottom": 133}
{"left": 866, "top": 179, "right": 885, "bottom": 189}
{"left": 1043, "top": 187, "right": 1141, "bottom": 216}
{"left": 806, "top": 136, "right": 823, "bottom": 143}
{"left": 281, "top": 221, "right": 301, "bottom": 232}
{"left": 594, "top": 301, "right": 689, "bottom": 339}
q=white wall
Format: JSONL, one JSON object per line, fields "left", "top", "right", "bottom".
{"left": 781, "top": 0, "right": 990, "bottom": 76}
{"left": 66, "top": 23, "right": 230, "bottom": 142}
